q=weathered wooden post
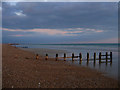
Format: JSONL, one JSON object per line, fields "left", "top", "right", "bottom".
{"left": 99, "top": 62, "right": 101, "bottom": 67}
{"left": 36, "top": 54, "right": 39, "bottom": 60}
{"left": 64, "top": 53, "right": 66, "bottom": 61}
{"left": 56, "top": 54, "right": 58, "bottom": 61}
{"left": 45, "top": 54, "right": 48, "bottom": 60}
{"left": 79, "top": 53, "right": 82, "bottom": 61}
{"left": 86, "top": 61, "right": 89, "bottom": 66}
{"left": 106, "top": 61, "right": 108, "bottom": 66}
{"left": 106, "top": 52, "right": 108, "bottom": 62}
{"left": 110, "top": 52, "right": 112, "bottom": 62}
{"left": 93, "top": 62, "right": 96, "bottom": 67}
{"left": 99, "top": 52, "right": 101, "bottom": 63}
{"left": 72, "top": 53, "right": 74, "bottom": 61}
{"left": 94, "top": 52, "right": 96, "bottom": 63}
{"left": 79, "top": 60, "right": 82, "bottom": 65}
{"left": 110, "top": 62, "right": 112, "bottom": 67}
{"left": 87, "top": 52, "right": 89, "bottom": 62}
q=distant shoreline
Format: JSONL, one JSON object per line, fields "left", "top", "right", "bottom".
{"left": 7, "top": 43, "right": 119, "bottom": 46}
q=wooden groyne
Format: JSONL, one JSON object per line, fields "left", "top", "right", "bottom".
{"left": 36, "top": 52, "right": 112, "bottom": 64}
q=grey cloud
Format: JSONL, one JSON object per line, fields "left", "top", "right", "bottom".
{"left": 2, "top": 2, "right": 118, "bottom": 31}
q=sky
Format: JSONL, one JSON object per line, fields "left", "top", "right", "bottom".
{"left": 2, "top": 2, "right": 118, "bottom": 44}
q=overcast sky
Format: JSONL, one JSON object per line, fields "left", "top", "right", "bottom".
{"left": 2, "top": 2, "right": 118, "bottom": 44}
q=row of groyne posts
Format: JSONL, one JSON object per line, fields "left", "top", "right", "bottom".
{"left": 36, "top": 52, "right": 112, "bottom": 64}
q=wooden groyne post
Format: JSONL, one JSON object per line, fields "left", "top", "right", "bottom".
{"left": 72, "top": 53, "right": 74, "bottom": 61}
{"left": 36, "top": 54, "right": 39, "bottom": 60}
{"left": 99, "top": 52, "right": 101, "bottom": 63}
{"left": 43, "top": 52, "right": 112, "bottom": 64}
{"left": 94, "top": 52, "right": 96, "bottom": 63}
{"left": 79, "top": 53, "right": 82, "bottom": 61}
{"left": 79, "top": 61, "right": 82, "bottom": 64}
{"left": 56, "top": 54, "right": 58, "bottom": 61}
{"left": 87, "top": 53, "right": 89, "bottom": 62}
{"left": 106, "top": 52, "right": 108, "bottom": 62}
{"left": 64, "top": 53, "right": 66, "bottom": 61}
{"left": 110, "top": 52, "right": 112, "bottom": 62}
{"left": 45, "top": 54, "right": 48, "bottom": 60}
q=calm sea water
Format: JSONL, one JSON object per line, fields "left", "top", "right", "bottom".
{"left": 16, "top": 43, "right": 119, "bottom": 80}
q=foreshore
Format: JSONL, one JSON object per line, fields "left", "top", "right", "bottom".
{"left": 2, "top": 44, "right": 118, "bottom": 88}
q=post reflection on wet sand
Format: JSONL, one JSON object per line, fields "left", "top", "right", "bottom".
{"left": 78, "top": 59, "right": 112, "bottom": 68}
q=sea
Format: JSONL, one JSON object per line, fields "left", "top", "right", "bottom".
{"left": 15, "top": 43, "right": 119, "bottom": 80}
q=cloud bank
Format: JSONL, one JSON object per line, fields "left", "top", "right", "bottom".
{"left": 2, "top": 2, "right": 118, "bottom": 43}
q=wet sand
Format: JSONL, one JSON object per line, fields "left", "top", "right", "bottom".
{"left": 2, "top": 44, "right": 118, "bottom": 88}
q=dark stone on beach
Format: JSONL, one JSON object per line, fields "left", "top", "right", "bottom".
{"left": 25, "top": 57, "right": 29, "bottom": 59}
